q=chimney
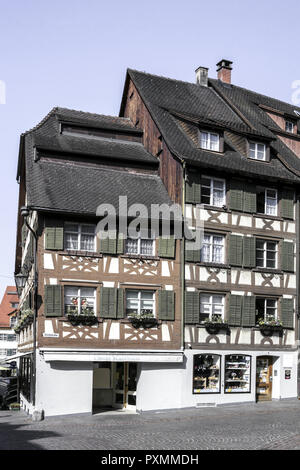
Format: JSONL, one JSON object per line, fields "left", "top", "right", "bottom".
{"left": 216, "top": 59, "right": 233, "bottom": 84}
{"left": 195, "top": 66, "right": 208, "bottom": 87}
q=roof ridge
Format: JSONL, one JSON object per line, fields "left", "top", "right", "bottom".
{"left": 210, "top": 78, "right": 300, "bottom": 113}
{"left": 56, "top": 106, "right": 134, "bottom": 123}
{"left": 128, "top": 68, "right": 208, "bottom": 89}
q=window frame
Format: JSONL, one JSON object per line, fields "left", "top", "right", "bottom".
{"left": 193, "top": 353, "right": 221, "bottom": 394}
{"left": 125, "top": 289, "right": 156, "bottom": 318}
{"left": 125, "top": 237, "right": 155, "bottom": 256}
{"left": 199, "top": 131, "right": 220, "bottom": 152}
{"left": 249, "top": 141, "right": 267, "bottom": 161}
{"left": 257, "top": 187, "right": 278, "bottom": 216}
{"left": 64, "top": 285, "right": 97, "bottom": 315}
{"left": 199, "top": 293, "right": 225, "bottom": 323}
{"left": 201, "top": 176, "right": 226, "bottom": 207}
{"left": 200, "top": 233, "right": 225, "bottom": 264}
{"left": 256, "top": 297, "right": 278, "bottom": 323}
{"left": 256, "top": 239, "right": 278, "bottom": 269}
{"left": 64, "top": 222, "right": 96, "bottom": 252}
{"left": 285, "top": 120, "right": 294, "bottom": 133}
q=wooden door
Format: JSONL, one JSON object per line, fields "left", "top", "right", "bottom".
{"left": 256, "top": 357, "right": 273, "bottom": 401}
{"left": 113, "top": 362, "right": 137, "bottom": 410}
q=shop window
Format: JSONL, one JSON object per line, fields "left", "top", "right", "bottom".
{"left": 64, "top": 223, "right": 96, "bottom": 251}
{"left": 193, "top": 354, "right": 221, "bottom": 394}
{"left": 256, "top": 239, "right": 278, "bottom": 269}
{"left": 224, "top": 355, "right": 251, "bottom": 393}
{"left": 256, "top": 298, "right": 277, "bottom": 323}
{"left": 64, "top": 286, "right": 96, "bottom": 315}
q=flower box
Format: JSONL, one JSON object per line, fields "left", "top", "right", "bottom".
{"left": 259, "top": 324, "right": 283, "bottom": 337}
{"left": 204, "top": 322, "right": 229, "bottom": 334}
{"left": 128, "top": 314, "right": 158, "bottom": 329}
{"left": 66, "top": 313, "right": 98, "bottom": 326}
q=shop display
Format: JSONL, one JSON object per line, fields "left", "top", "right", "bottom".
{"left": 225, "top": 355, "right": 251, "bottom": 393}
{"left": 193, "top": 354, "right": 220, "bottom": 394}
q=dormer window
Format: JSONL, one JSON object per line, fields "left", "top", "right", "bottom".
{"left": 249, "top": 142, "right": 266, "bottom": 161}
{"left": 285, "top": 120, "right": 294, "bottom": 133}
{"left": 200, "top": 131, "right": 220, "bottom": 151}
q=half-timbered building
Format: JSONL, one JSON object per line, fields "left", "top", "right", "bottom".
{"left": 13, "top": 60, "right": 300, "bottom": 417}
{"left": 120, "top": 60, "right": 300, "bottom": 406}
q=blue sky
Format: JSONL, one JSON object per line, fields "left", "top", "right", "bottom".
{"left": 0, "top": 0, "right": 299, "bottom": 298}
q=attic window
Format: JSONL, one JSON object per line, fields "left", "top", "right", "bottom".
{"left": 249, "top": 142, "right": 266, "bottom": 161}
{"left": 200, "top": 131, "right": 220, "bottom": 151}
{"left": 285, "top": 120, "right": 294, "bottom": 133}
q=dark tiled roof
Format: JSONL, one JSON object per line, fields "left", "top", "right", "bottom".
{"left": 33, "top": 134, "right": 157, "bottom": 164}
{"left": 124, "top": 69, "right": 300, "bottom": 183}
{"left": 22, "top": 108, "right": 171, "bottom": 214}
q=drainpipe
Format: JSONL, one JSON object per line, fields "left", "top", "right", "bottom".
{"left": 296, "top": 196, "right": 300, "bottom": 398}
{"left": 21, "top": 206, "right": 38, "bottom": 408}
{"left": 181, "top": 161, "right": 186, "bottom": 351}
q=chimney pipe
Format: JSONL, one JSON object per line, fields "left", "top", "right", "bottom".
{"left": 195, "top": 66, "right": 208, "bottom": 87}
{"left": 216, "top": 59, "right": 233, "bottom": 84}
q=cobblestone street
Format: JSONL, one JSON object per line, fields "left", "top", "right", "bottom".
{"left": 0, "top": 399, "right": 300, "bottom": 450}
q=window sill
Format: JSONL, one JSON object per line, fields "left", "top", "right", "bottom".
{"left": 201, "top": 204, "right": 228, "bottom": 212}
{"left": 121, "top": 254, "right": 160, "bottom": 261}
{"left": 56, "top": 250, "right": 103, "bottom": 258}
{"left": 252, "top": 268, "right": 283, "bottom": 274}
{"left": 254, "top": 213, "right": 283, "bottom": 221}
{"left": 196, "top": 262, "right": 230, "bottom": 269}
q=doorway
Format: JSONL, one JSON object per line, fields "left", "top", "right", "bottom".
{"left": 113, "top": 362, "right": 137, "bottom": 410}
{"left": 256, "top": 356, "right": 273, "bottom": 401}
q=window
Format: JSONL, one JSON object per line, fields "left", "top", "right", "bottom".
{"left": 256, "top": 239, "right": 277, "bottom": 269}
{"left": 256, "top": 298, "right": 277, "bottom": 323}
{"left": 10, "top": 302, "right": 19, "bottom": 309}
{"left": 285, "top": 121, "right": 294, "bottom": 133}
{"left": 193, "top": 354, "right": 221, "bottom": 394}
{"left": 126, "top": 290, "right": 155, "bottom": 317}
{"left": 125, "top": 237, "right": 154, "bottom": 256}
{"left": 6, "top": 349, "right": 17, "bottom": 356}
{"left": 64, "top": 286, "right": 96, "bottom": 315}
{"left": 64, "top": 223, "right": 95, "bottom": 251}
{"left": 201, "top": 234, "right": 225, "bottom": 264}
{"left": 257, "top": 188, "right": 278, "bottom": 216}
{"left": 0, "top": 334, "right": 16, "bottom": 341}
{"left": 200, "top": 294, "right": 225, "bottom": 322}
{"left": 200, "top": 131, "right": 220, "bottom": 151}
{"left": 10, "top": 317, "right": 17, "bottom": 328}
{"left": 249, "top": 142, "right": 266, "bottom": 161}
{"left": 224, "top": 355, "right": 251, "bottom": 393}
{"left": 201, "top": 177, "right": 226, "bottom": 207}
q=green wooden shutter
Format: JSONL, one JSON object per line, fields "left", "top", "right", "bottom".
{"left": 185, "top": 172, "right": 201, "bottom": 204}
{"left": 229, "top": 235, "right": 243, "bottom": 266}
{"left": 228, "top": 295, "right": 242, "bottom": 326}
{"left": 229, "top": 180, "right": 243, "bottom": 211}
{"left": 45, "top": 226, "right": 64, "bottom": 250}
{"left": 44, "top": 285, "right": 62, "bottom": 317}
{"left": 100, "top": 287, "right": 117, "bottom": 318}
{"left": 117, "top": 288, "right": 125, "bottom": 319}
{"left": 158, "top": 290, "right": 175, "bottom": 321}
{"left": 281, "top": 242, "right": 294, "bottom": 272}
{"left": 159, "top": 236, "right": 175, "bottom": 258}
{"left": 100, "top": 236, "right": 116, "bottom": 254}
{"left": 242, "top": 296, "right": 256, "bottom": 327}
{"left": 281, "top": 190, "right": 294, "bottom": 219}
{"left": 243, "top": 184, "right": 257, "bottom": 213}
{"left": 281, "top": 298, "right": 294, "bottom": 328}
{"left": 243, "top": 236, "right": 256, "bottom": 268}
{"left": 185, "top": 291, "right": 200, "bottom": 324}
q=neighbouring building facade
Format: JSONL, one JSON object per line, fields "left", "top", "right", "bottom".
{"left": 0, "top": 286, "right": 18, "bottom": 371}
{"left": 13, "top": 59, "right": 300, "bottom": 417}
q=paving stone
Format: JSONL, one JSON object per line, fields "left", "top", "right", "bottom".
{"left": 0, "top": 399, "right": 299, "bottom": 450}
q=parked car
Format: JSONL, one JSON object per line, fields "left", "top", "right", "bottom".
{"left": 0, "top": 377, "right": 18, "bottom": 409}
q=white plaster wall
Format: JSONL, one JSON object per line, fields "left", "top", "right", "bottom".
{"left": 137, "top": 362, "right": 184, "bottom": 411}
{"left": 36, "top": 353, "right": 93, "bottom": 417}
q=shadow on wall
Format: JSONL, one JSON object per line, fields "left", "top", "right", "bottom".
{"left": 0, "top": 412, "right": 60, "bottom": 450}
